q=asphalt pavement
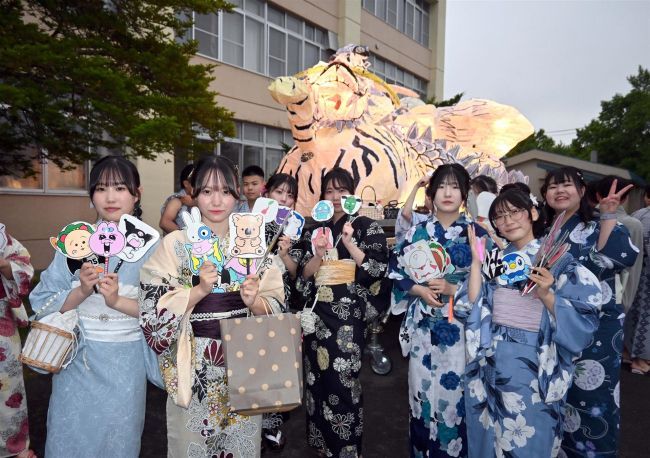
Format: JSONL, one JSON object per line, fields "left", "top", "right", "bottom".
{"left": 23, "top": 315, "right": 650, "bottom": 457}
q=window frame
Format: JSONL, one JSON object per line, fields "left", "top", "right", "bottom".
{"left": 0, "top": 151, "right": 90, "bottom": 196}
{"left": 193, "top": 0, "right": 331, "bottom": 78}
{"left": 193, "top": 120, "right": 293, "bottom": 175}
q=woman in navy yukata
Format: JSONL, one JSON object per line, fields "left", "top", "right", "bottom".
{"left": 389, "top": 164, "right": 491, "bottom": 457}
{"left": 297, "top": 167, "right": 389, "bottom": 458}
{"left": 455, "top": 188, "right": 602, "bottom": 457}
{"left": 540, "top": 167, "right": 638, "bottom": 457}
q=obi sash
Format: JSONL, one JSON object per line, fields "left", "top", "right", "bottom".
{"left": 492, "top": 287, "right": 544, "bottom": 332}
{"left": 190, "top": 291, "right": 248, "bottom": 340}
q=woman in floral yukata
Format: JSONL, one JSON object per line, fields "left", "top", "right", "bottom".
{"left": 139, "top": 155, "right": 285, "bottom": 458}
{"left": 539, "top": 167, "right": 638, "bottom": 458}
{"left": 389, "top": 164, "right": 490, "bottom": 457}
{"left": 0, "top": 229, "right": 34, "bottom": 458}
{"left": 297, "top": 167, "right": 388, "bottom": 458}
{"left": 455, "top": 188, "right": 602, "bottom": 457}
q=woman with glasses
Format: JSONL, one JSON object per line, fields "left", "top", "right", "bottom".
{"left": 389, "top": 164, "right": 491, "bottom": 457}
{"left": 540, "top": 168, "right": 638, "bottom": 457}
{"left": 455, "top": 188, "right": 602, "bottom": 456}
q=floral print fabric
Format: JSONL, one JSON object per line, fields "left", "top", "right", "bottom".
{"left": 558, "top": 216, "right": 638, "bottom": 457}
{"left": 455, "top": 239, "right": 602, "bottom": 457}
{"left": 297, "top": 216, "right": 388, "bottom": 458}
{"left": 139, "top": 230, "right": 284, "bottom": 457}
{"left": 389, "top": 215, "right": 489, "bottom": 457}
{"left": 0, "top": 234, "right": 33, "bottom": 457}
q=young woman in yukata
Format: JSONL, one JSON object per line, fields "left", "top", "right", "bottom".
{"left": 456, "top": 188, "right": 602, "bottom": 457}
{"left": 297, "top": 167, "right": 388, "bottom": 458}
{"left": 139, "top": 155, "right": 285, "bottom": 457}
{"left": 0, "top": 230, "right": 35, "bottom": 458}
{"left": 539, "top": 167, "right": 638, "bottom": 458}
{"left": 29, "top": 156, "right": 160, "bottom": 457}
{"left": 259, "top": 172, "right": 301, "bottom": 452}
{"left": 389, "top": 164, "right": 491, "bottom": 457}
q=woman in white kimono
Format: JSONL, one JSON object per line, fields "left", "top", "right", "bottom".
{"left": 29, "top": 156, "right": 160, "bottom": 457}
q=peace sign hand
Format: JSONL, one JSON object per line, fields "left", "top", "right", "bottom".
{"left": 599, "top": 179, "right": 634, "bottom": 214}
{"left": 467, "top": 224, "right": 485, "bottom": 266}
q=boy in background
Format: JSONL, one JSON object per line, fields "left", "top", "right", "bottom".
{"left": 240, "top": 165, "right": 265, "bottom": 212}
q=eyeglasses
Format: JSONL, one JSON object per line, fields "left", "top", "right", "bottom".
{"left": 492, "top": 208, "right": 526, "bottom": 227}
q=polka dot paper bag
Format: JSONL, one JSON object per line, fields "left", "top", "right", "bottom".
{"left": 220, "top": 313, "right": 303, "bottom": 416}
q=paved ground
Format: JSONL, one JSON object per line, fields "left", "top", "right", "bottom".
{"left": 23, "top": 315, "right": 650, "bottom": 457}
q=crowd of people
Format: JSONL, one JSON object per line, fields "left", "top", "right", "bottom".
{"left": 1, "top": 154, "right": 650, "bottom": 458}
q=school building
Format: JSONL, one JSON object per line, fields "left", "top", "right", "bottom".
{"left": 0, "top": 0, "right": 447, "bottom": 269}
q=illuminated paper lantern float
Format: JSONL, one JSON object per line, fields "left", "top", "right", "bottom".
{"left": 269, "top": 44, "right": 534, "bottom": 215}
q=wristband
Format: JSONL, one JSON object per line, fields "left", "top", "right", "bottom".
{"left": 599, "top": 212, "right": 617, "bottom": 221}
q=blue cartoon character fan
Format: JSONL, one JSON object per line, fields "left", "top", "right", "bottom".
{"left": 497, "top": 252, "right": 531, "bottom": 286}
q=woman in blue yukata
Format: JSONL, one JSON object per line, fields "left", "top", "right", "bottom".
{"left": 29, "top": 156, "right": 161, "bottom": 457}
{"left": 540, "top": 167, "right": 638, "bottom": 457}
{"left": 455, "top": 188, "right": 602, "bottom": 457}
{"left": 390, "top": 164, "right": 491, "bottom": 457}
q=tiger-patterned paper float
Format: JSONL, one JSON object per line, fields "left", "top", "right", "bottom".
{"left": 268, "top": 44, "right": 533, "bottom": 215}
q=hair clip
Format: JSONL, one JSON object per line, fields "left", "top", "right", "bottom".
{"left": 529, "top": 194, "right": 539, "bottom": 206}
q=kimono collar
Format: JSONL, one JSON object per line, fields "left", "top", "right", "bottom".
{"left": 427, "top": 212, "right": 470, "bottom": 230}
{"left": 504, "top": 238, "right": 541, "bottom": 258}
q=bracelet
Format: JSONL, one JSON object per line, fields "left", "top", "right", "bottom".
{"left": 599, "top": 212, "right": 617, "bottom": 221}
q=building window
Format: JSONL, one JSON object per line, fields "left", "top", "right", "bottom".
{"left": 369, "top": 54, "right": 428, "bottom": 98}
{"left": 192, "top": 0, "right": 334, "bottom": 78}
{"left": 363, "top": 0, "right": 430, "bottom": 46}
{"left": 0, "top": 146, "right": 88, "bottom": 194}
{"left": 186, "top": 121, "right": 293, "bottom": 181}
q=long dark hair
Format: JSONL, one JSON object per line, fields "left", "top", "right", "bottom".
{"left": 489, "top": 188, "right": 545, "bottom": 239}
{"left": 319, "top": 167, "right": 356, "bottom": 200}
{"left": 89, "top": 155, "right": 142, "bottom": 217}
{"left": 190, "top": 155, "right": 240, "bottom": 200}
{"left": 541, "top": 167, "right": 593, "bottom": 225}
{"left": 425, "top": 164, "right": 471, "bottom": 204}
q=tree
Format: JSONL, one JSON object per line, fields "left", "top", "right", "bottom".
{"left": 571, "top": 66, "right": 650, "bottom": 181}
{"left": 426, "top": 92, "right": 464, "bottom": 107}
{"left": 0, "top": 0, "right": 235, "bottom": 177}
{"left": 506, "top": 129, "right": 573, "bottom": 158}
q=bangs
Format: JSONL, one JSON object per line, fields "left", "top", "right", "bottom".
{"left": 266, "top": 173, "right": 298, "bottom": 197}
{"left": 89, "top": 156, "right": 140, "bottom": 198}
{"left": 544, "top": 167, "right": 585, "bottom": 190}
{"left": 427, "top": 164, "right": 470, "bottom": 201}
{"left": 191, "top": 156, "right": 240, "bottom": 199}
{"left": 96, "top": 167, "right": 127, "bottom": 187}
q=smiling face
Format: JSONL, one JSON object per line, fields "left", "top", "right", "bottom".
{"left": 544, "top": 177, "right": 584, "bottom": 214}
{"left": 492, "top": 203, "right": 536, "bottom": 245}
{"left": 63, "top": 229, "right": 92, "bottom": 259}
{"left": 196, "top": 171, "right": 238, "bottom": 227}
{"left": 91, "top": 182, "right": 139, "bottom": 223}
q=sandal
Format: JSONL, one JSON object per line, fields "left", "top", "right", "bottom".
{"left": 262, "top": 430, "right": 287, "bottom": 453}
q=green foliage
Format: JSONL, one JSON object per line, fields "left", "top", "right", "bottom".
{"left": 506, "top": 129, "right": 573, "bottom": 158}
{"left": 571, "top": 66, "right": 650, "bottom": 181}
{"left": 426, "top": 92, "right": 464, "bottom": 107}
{"left": 0, "top": 0, "right": 235, "bottom": 177}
